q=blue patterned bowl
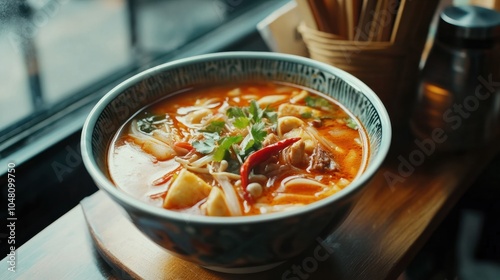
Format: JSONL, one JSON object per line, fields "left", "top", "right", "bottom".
{"left": 81, "top": 52, "right": 391, "bottom": 273}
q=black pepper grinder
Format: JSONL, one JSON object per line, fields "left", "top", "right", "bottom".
{"left": 410, "top": 5, "right": 500, "bottom": 151}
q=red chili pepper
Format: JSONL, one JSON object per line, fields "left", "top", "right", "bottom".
{"left": 174, "top": 142, "right": 194, "bottom": 155}
{"left": 174, "top": 142, "right": 194, "bottom": 151}
{"left": 240, "top": 137, "right": 301, "bottom": 203}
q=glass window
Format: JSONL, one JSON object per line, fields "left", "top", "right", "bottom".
{"left": 0, "top": 0, "right": 282, "bottom": 160}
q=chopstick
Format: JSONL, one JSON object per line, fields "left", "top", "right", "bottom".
{"left": 379, "top": 0, "right": 400, "bottom": 42}
{"left": 355, "top": 0, "right": 378, "bottom": 41}
{"left": 323, "top": 0, "right": 341, "bottom": 35}
{"left": 297, "top": 0, "right": 403, "bottom": 43}
{"left": 345, "top": 0, "right": 362, "bottom": 41}
{"left": 307, "top": 0, "right": 335, "bottom": 33}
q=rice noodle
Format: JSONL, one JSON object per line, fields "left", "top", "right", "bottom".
{"left": 282, "top": 177, "right": 329, "bottom": 189}
{"left": 128, "top": 133, "right": 166, "bottom": 147}
{"left": 174, "top": 157, "right": 190, "bottom": 165}
{"left": 174, "top": 157, "right": 210, "bottom": 174}
{"left": 254, "top": 203, "right": 304, "bottom": 214}
{"left": 305, "top": 126, "right": 343, "bottom": 155}
{"left": 211, "top": 174, "right": 242, "bottom": 216}
{"left": 176, "top": 102, "right": 220, "bottom": 115}
{"left": 210, "top": 172, "right": 241, "bottom": 180}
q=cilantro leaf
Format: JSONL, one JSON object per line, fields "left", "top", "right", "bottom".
{"left": 201, "top": 121, "right": 225, "bottom": 134}
{"left": 244, "top": 139, "right": 256, "bottom": 151}
{"left": 251, "top": 122, "right": 267, "bottom": 143}
{"left": 233, "top": 117, "right": 250, "bottom": 129}
{"left": 239, "top": 133, "right": 255, "bottom": 155}
{"left": 213, "top": 136, "right": 242, "bottom": 162}
{"left": 305, "top": 96, "right": 332, "bottom": 110}
{"left": 346, "top": 118, "right": 358, "bottom": 130}
{"left": 249, "top": 100, "right": 260, "bottom": 122}
{"left": 227, "top": 107, "right": 246, "bottom": 118}
{"left": 300, "top": 112, "right": 313, "bottom": 119}
{"left": 263, "top": 109, "right": 278, "bottom": 124}
{"left": 136, "top": 114, "right": 167, "bottom": 134}
{"left": 192, "top": 132, "right": 219, "bottom": 154}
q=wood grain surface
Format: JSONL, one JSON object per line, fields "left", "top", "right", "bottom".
{"left": 3, "top": 129, "right": 498, "bottom": 280}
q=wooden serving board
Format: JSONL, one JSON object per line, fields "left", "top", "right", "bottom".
{"left": 80, "top": 129, "right": 500, "bottom": 280}
{"left": 81, "top": 192, "right": 344, "bottom": 280}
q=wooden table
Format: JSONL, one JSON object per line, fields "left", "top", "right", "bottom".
{"left": 3, "top": 129, "right": 498, "bottom": 280}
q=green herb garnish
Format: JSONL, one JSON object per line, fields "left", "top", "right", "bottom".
{"left": 300, "top": 112, "right": 313, "bottom": 119}
{"left": 192, "top": 132, "right": 219, "bottom": 154}
{"left": 305, "top": 96, "right": 332, "bottom": 111}
{"left": 346, "top": 118, "right": 358, "bottom": 130}
{"left": 233, "top": 117, "right": 250, "bottom": 129}
{"left": 136, "top": 114, "right": 167, "bottom": 134}
{"left": 201, "top": 120, "right": 225, "bottom": 134}
{"left": 250, "top": 122, "right": 267, "bottom": 143}
{"left": 214, "top": 136, "right": 243, "bottom": 162}
{"left": 226, "top": 107, "right": 246, "bottom": 118}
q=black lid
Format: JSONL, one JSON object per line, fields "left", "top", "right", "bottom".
{"left": 436, "top": 5, "right": 500, "bottom": 48}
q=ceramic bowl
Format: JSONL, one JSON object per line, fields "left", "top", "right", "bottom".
{"left": 81, "top": 52, "right": 391, "bottom": 273}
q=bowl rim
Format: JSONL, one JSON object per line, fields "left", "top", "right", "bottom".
{"left": 81, "top": 51, "right": 392, "bottom": 224}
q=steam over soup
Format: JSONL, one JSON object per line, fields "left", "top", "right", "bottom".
{"left": 108, "top": 82, "right": 368, "bottom": 216}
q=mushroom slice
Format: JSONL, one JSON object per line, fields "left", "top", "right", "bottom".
{"left": 277, "top": 116, "right": 305, "bottom": 136}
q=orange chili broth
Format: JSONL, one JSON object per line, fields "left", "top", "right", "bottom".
{"left": 107, "top": 81, "right": 369, "bottom": 215}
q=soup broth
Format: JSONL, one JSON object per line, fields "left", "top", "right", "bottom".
{"left": 108, "top": 82, "right": 368, "bottom": 216}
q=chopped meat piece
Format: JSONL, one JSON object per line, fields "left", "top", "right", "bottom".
{"left": 308, "top": 146, "right": 336, "bottom": 172}
{"left": 288, "top": 140, "right": 308, "bottom": 167}
{"left": 262, "top": 133, "right": 279, "bottom": 147}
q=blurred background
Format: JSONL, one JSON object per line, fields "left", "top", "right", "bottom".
{"left": 0, "top": 0, "right": 499, "bottom": 279}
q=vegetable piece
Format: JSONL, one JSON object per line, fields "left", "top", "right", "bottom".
{"left": 203, "top": 187, "right": 230, "bottom": 216}
{"left": 136, "top": 114, "right": 167, "bottom": 134}
{"left": 240, "top": 137, "right": 301, "bottom": 203}
{"left": 278, "top": 104, "right": 322, "bottom": 119}
{"left": 250, "top": 122, "right": 267, "bottom": 143}
{"left": 226, "top": 107, "right": 246, "bottom": 118}
{"left": 213, "top": 136, "right": 243, "bottom": 162}
{"left": 141, "top": 140, "right": 176, "bottom": 161}
{"left": 212, "top": 174, "right": 242, "bottom": 216}
{"left": 345, "top": 118, "right": 358, "bottom": 130}
{"left": 305, "top": 96, "right": 332, "bottom": 111}
{"left": 201, "top": 120, "right": 225, "bottom": 133}
{"left": 192, "top": 132, "right": 219, "bottom": 154}
{"left": 163, "top": 169, "right": 212, "bottom": 209}
{"left": 233, "top": 117, "right": 250, "bottom": 129}
{"left": 184, "top": 108, "right": 212, "bottom": 124}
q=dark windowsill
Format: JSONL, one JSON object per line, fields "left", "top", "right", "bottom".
{"left": 0, "top": 1, "right": 280, "bottom": 252}
{"left": 0, "top": 0, "right": 288, "bottom": 174}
